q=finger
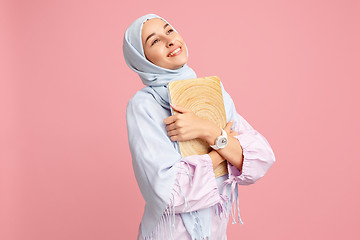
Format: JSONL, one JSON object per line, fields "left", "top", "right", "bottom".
{"left": 229, "top": 130, "right": 237, "bottom": 137}
{"left": 170, "top": 134, "right": 187, "bottom": 142}
{"left": 165, "top": 122, "right": 177, "bottom": 131}
{"left": 170, "top": 104, "right": 191, "bottom": 113}
{"left": 167, "top": 129, "right": 178, "bottom": 137}
{"left": 164, "top": 115, "right": 178, "bottom": 125}
{"left": 224, "top": 120, "right": 234, "bottom": 132}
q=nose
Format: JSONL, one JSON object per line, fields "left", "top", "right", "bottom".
{"left": 167, "top": 37, "right": 175, "bottom": 47}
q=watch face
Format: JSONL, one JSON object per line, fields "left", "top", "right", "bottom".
{"left": 217, "top": 137, "right": 228, "bottom": 148}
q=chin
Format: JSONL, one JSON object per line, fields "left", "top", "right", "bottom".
{"left": 172, "top": 62, "right": 187, "bottom": 70}
{"left": 161, "top": 57, "right": 188, "bottom": 69}
{"left": 175, "top": 59, "right": 188, "bottom": 68}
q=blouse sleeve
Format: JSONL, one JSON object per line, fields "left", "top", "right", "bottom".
{"left": 169, "top": 154, "right": 221, "bottom": 214}
{"left": 219, "top": 82, "right": 276, "bottom": 185}
{"left": 227, "top": 113, "right": 276, "bottom": 185}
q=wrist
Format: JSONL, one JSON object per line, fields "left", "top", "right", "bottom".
{"left": 203, "top": 123, "right": 222, "bottom": 145}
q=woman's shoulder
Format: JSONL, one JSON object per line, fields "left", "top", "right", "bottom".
{"left": 127, "top": 87, "right": 162, "bottom": 112}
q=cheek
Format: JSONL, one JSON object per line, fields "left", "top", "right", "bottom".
{"left": 147, "top": 48, "right": 166, "bottom": 62}
{"left": 178, "top": 40, "right": 188, "bottom": 57}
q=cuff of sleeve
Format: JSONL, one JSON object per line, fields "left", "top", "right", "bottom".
{"left": 175, "top": 154, "right": 221, "bottom": 211}
{"left": 227, "top": 133, "right": 259, "bottom": 185}
{"left": 186, "top": 154, "right": 218, "bottom": 193}
{"left": 200, "top": 154, "right": 221, "bottom": 205}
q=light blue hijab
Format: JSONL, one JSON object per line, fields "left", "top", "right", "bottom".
{"left": 123, "top": 13, "right": 197, "bottom": 110}
{"left": 123, "top": 13, "right": 241, "bottom": 239}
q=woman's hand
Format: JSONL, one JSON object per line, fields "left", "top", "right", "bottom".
{"left": 164, "top": 104, "right": 218, "bottom": 142}
{"left": 164, "top": 104, "right": 238, "bottom": 143}
{"left": 164, "top": 104, "right": 243, "bottom": 170}
{"left": 224, "top": 121, "right": 238, "bottom": 137}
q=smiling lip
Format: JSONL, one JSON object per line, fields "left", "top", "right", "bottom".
{"left": 168, "top": 47, "right": 182, "bottom": 57}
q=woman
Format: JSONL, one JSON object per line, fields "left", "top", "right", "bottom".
{"left": 123, "top": 13, "right": 276, "bottom": 240}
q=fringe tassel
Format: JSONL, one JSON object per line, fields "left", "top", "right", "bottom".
{"left": 144, "top": 158, "right": 194, "bottom": 240}
{"left": 143, "top": 171, "right": 243, "bottom": 239}
{"left": 189, "top": 210, "right": 207, "bottom": 240}
{"left": 217, "top": 178, "right": 244, "bottom": 225}
{"left": 143, "top": 202, "right": 176, "bottom": 240}
{"left": 215, "top": 194, "right": 230, "bottom": 219}
{"left": 181, "top": 158, "right": 194, "bottom": 186}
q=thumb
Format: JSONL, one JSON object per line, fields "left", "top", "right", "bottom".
{"left": 224, "top": 120, "right": 234, "bottom": 132}
{"left": 170, "top": 104, "right": 190, "bottom": 113}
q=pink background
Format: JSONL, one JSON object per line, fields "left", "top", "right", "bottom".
{"left": 1, "top": 0, "right": 359, "bottom": 239}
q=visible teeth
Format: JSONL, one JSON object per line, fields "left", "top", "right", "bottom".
{"left": 169, "top": 48, "right": 180, "bottom": 56}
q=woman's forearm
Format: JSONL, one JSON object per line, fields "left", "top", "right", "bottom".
{"left": 216, "top": 135, "right": 244, "bottom": 170}
{"left": 203, "top": 123, "right": 244, "bottom": 171}
{"left": 208, "top": 150, "right": 225, "bottom": 170}
{"left": 164, "top": 104, "right": 244, "bottom": 171}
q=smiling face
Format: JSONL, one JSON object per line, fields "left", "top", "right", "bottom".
{"left": 141, "top": 18, "right": 188, "bottom": 70}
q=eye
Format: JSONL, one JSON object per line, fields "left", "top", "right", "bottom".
{"left": 151, "top": 39, "right": 159, "bottom": 46}
{"left": 167, "top": 29, "right": 174, "bottom": 34}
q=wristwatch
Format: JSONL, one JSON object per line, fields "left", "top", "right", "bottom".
{"left": 210, "top": 128, "right": 228, "bottom": 150}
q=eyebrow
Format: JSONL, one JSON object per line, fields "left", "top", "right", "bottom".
{"left": 145, "top": 23, "right": 169, "bottom": 45}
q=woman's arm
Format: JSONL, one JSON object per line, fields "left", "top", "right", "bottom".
{"left": 164, "top": 104, "right": 244, "bottom": 170}
{"left": 205, "top": 120, "right": 244, "bottom": 170}
{"left": 208, "top": 122, "right": 240, "bottom": 170}
{"left": 164, "top": 104, "right": 275, "bottom": 184}
{"left": 208, "top": 150, "right": 225, "bottom": 170}
{"left": 227, "top": 113, "right": 276, "bottom": 185}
